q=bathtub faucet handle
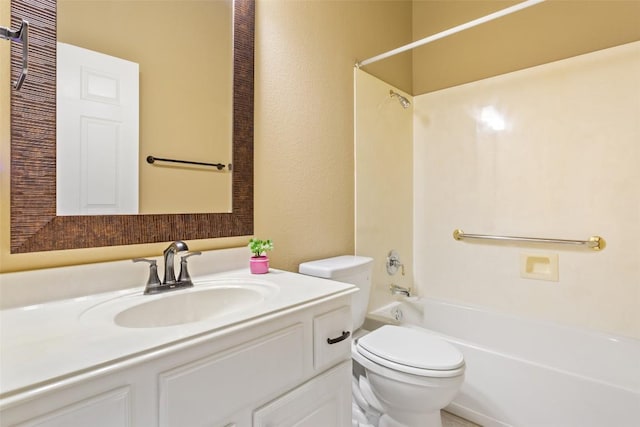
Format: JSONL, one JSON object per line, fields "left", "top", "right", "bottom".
{"left": 386, "top": 250, "right": 405, "bottom": 276}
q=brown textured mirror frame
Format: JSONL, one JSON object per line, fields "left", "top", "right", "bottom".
{"left": 10, "top": 0, "right": 254, "bottom": 253}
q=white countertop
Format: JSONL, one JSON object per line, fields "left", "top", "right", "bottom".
{"left": 0, "top": 268, "right": 356, "bottom": 402}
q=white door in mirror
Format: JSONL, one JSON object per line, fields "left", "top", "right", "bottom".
{"left": 56, "top": 42, "right": 139, "bottom": 215}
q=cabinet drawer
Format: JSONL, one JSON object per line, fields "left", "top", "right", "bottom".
{"left": 313, "top": 306, "right": 352, "bottom": 370}
{"left": 159, "top": 323, "right": 305, "bottom": 427}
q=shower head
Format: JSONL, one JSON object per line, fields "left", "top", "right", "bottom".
{"left": 390, "top": 89, "right": 410, "bottom": 109}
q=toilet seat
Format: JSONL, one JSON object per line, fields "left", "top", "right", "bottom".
{"left": 355, "top": 325, "right": 465, "bottom": 378}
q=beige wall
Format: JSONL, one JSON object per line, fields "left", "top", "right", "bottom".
{"left": 355, "top": 69, "right": 413, "bottom": 312}
{"left": 411, "top": 0, "right": 640, "bottom": 94}
{"left": 413, "top": 42, "right": 640, "bottom": 338}
{"left": 253, "top": 0, "right": 412, "bottom": 272}
{"left": 1, "top": 0, "right": 412, "bottom": 272}
{"left": 58, "top": 0, "right": 233, "bottom": 214}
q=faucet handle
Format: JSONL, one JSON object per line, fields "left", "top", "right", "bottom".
{"left": 133, "top": 258, "right": 162, "bottom": 294}
{"left": 181, "top": 251, "right": 202, "bottom": 260}
{"left": 386, "top": 250, "right": 405, "bottom": 276}
{"left": 177, "top": 251, "right": 202, "bottom": 286}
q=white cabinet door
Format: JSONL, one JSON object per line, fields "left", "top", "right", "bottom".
{"left": 159, "top": 324, "right": 305, "bottom": 427}
{"left": 253, "top": 361, "right": 351, "bottom": 427}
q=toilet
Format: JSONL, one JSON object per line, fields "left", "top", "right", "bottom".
{"left": 299, "top": 256, "right": 465, "bottom": 427}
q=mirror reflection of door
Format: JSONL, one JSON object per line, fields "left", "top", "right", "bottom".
{"left": 56, "top": 42, "right": 140, "bottom": 215}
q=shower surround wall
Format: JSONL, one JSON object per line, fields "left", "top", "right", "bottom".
{"left": 355, "top": 69, "right": 413, "bottom": 311}
{"left": 413, "top": 41, "right": 640, "bottom": 339}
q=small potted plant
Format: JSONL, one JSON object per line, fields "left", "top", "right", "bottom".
{"left": 248, "top": 238, "right": 273, "bottom": 274}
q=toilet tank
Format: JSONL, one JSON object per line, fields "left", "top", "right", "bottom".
{"left": 298, "top": 255, "right": 373, "bottom": 330}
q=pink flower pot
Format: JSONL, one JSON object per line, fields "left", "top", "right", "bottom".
{"left": 250, "top": 256, "right": 269, "bottom": 274}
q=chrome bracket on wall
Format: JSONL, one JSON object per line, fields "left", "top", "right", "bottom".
{"left": 1, "top": 19, "right": 29, "bottom": 89}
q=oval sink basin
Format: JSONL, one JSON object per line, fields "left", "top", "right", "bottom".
{"left": 114, "top": 286, "right": 266, "bottom": 328}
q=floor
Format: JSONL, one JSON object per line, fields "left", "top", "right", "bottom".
{"left": 442, "top": 411, "right": 481, "bottom": 427}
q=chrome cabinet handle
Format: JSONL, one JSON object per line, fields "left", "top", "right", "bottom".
{"left": 327, "top": 331, "right": 351, "bottom": 345}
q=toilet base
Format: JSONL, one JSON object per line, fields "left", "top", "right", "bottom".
{"left": 352, "top": 374, "right": 444, "bottom": 427}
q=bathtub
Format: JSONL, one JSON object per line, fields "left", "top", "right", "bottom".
{"left": 367, "top": 298, "right": 640, "bottom": 427}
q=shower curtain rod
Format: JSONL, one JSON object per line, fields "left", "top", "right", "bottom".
{"left": 355, "top": 0, "right": 546, "bottom": 68}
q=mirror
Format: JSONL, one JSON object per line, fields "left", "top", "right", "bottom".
{"left": 56, "top": 0, "right": 233, "bottom": 215}
{"left": 10, "top": 0, "right": 254, "bottom": 253}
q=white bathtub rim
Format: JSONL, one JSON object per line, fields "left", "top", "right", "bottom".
{"left": 371, "top": 296, "right": 640, "bottom": 349}
{"left": 422, "top": 296, "right": 640, "bottom": 345}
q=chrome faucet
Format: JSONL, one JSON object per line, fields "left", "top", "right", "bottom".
{"left": 133, "top": 241, "right": 201, "bottom": 294}
{"left": 390, "top": 284, "right": 411, "bottom": 297}
{"left": 163, "top": 240, "right": 189, "bottom": 285}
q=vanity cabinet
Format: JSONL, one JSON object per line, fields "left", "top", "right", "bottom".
{"left": 0, "top": 297, "right": 353, "bottom": 427}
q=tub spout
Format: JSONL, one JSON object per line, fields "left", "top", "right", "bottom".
{"left": 390, "top": 284, "right": 411, "bottom": 297}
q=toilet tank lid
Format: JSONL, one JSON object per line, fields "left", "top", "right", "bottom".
{"left": 298, "top": 255, "right": 373, "bottom": 279}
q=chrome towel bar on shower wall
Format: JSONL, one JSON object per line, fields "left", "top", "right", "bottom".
{"left": 1, "top": 19, "right": 29, "bottom": 89}
{"left": 453, "top": 229, "right": 605, "bottom": 251}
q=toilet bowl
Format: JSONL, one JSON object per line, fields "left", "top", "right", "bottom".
{"left": 352, "top": 325, "right": 464, "bottom": 427}
{"left": 299, "top": 256, "right": 465, "bottom": 427}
